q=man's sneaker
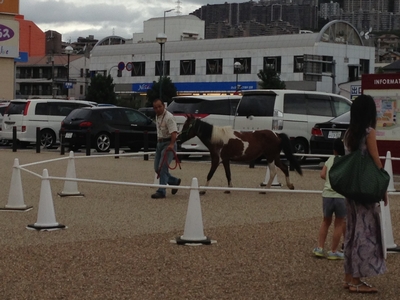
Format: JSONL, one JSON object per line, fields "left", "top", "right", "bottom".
{"left": 151, "top": 192, "right": 166, "bottom": 199}
{"left": 327, "top": 251, "right": 344, "bottom": 260}
{"left": 171, "top": 178, "right": 181, "bottom": 195}
{"left": 313, "top": 247, "right": 324, "bottom": 258}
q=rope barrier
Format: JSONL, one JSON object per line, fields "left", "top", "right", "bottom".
{"left": 12, "top": 150, "right": 400, "bottom": 196}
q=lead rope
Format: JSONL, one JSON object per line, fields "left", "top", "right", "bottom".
{"left": 156, "top": 148, "right": 181, "bottom": 179}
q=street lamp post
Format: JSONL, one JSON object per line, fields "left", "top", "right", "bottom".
{"left": 234, "top": 61, "right": 242, "bottom": 92}
{"left": 156, "top": 33, "right": 167, "bottom": 100}
{"left": 163, "top": 9, "right": 174, "bottom": 34}
{"left": 159, "top": 9, "right": 174, "bottom": 101}
{"left": 65, "top": 45, "right": 74, "bottom": 99}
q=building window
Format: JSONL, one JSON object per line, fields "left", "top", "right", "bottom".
{"left": 131, "top": 62, "right": 145, "bottom": 76}
{"left": 234, "top": 58, "right": 251, "bottom": 74}
{"left": 263, "top": 57, "right": 281, "bottom": 73}
{"left": 180, "top": 60, "right": 196, "bottom": 75}
{"left": 360, "top": 59, "right": 369, "bottom": 74}
{"left": 206, "top": 58, "right": 223, "bottom": 74}
{"left": 322, "top": 56, "right": 333, "bottom": 73}
{"left": 293, "top": 56, "right": 304, "bottom": 73}
{"left": 80, "top": 68, "right": 84, "bottom": 77}
{"left": 80, "top": 85, "right": 83, "bottom": 95}
{"left": 155, "top": 61, "right": 170, "bottom": 76}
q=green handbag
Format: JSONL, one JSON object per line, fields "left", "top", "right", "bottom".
{"left": 329, "top": 149, "right": 390, "bottom": 204}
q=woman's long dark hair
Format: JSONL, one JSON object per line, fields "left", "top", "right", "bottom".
{"left": 345, "top": 94, "right": 377, "bottom": 152}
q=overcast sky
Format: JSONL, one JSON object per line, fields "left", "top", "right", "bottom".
{"left": 19, "top": 0, "right": 247, "bottom": 43}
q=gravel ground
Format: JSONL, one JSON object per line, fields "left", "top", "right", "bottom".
{"left": 0, "top": 149, "right": 399, "bottom": 300}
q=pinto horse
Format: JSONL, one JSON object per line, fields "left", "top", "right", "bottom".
{"left": 179, "top": 115, "right": 302, "bottom": 194}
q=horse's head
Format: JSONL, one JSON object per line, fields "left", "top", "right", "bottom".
{"left": 179, "top": 114, "right": 198, "bottom": 143}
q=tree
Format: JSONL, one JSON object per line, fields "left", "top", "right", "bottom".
{"left": 257, "top": 68, "right": 286, "bottom": 89}
{"left": 86, "top": 74, "right": 116, "bottom": 104}
{"left": 146, "top": 76, "right": 177, "bottom": 106}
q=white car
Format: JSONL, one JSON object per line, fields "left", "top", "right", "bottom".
{"left": 1, "top": 99, "right": 96, "bottom": 148}
{"left": 0, "top": 101, "right": 10, "bottom": 145}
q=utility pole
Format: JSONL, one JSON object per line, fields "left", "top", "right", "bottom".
{"left": 51, "top": 54, "right": 56, "bottom": 98}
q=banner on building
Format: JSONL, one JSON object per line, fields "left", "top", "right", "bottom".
{"left": 0, "top": 19, "right": 19, "bottom": 58}
{"left": 0, "top": 0, "right": 19, "bottom": 14}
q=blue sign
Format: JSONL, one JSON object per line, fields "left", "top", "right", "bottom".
{"left": 64, "top": 82, "right": 73, "bottom": 89}
{"left": 118, "top": 61, "right": 125, "bottom": 71}
{"left": 14, "top": 51, "right": 28, "bottom": 62}
{"left": 131, "top": 81, "right": 257, "bottom": 93}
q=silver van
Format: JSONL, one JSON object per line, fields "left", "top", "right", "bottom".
{"left": 1, "top": 99, "right": 96, "bottom": 148}
{"left": 233, "top": 90, "right": 352, "bottom": 160}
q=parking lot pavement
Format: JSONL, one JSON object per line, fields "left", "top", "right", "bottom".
{"left": 1, "top": 148, "right": 400, "bottom": 299}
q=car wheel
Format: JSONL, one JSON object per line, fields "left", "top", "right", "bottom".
{"left": 95, "top": 132, "right": 111, "bottom": 152}
{"left": 0, "top": 139, "right": 9, "bottom": 146}
{"left": 40, "top": 129, "right": 56, "bottom": 148}
{"left": 293, "top": 138, "right": 308, "bottom": 162}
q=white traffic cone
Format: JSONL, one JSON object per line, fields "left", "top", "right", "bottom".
{"left": 0, "top": 158, "right": 33, "bottom": 212}
{"left": 27, "top": 169, "right": 66, "bottom": 231}
{"left": 381, "top": 197, "right": 400, "bottom": 252}
{"left": 271, "top": 172, "right": 281, "bottom": 187}
{"left": 384, "top": 151, "right": 395, "bottom": 192}
{"left": 379, "top": 201, "right": 388, "bottom": 259}
{"left": 260, "top": 166, "right": 281, "bottom": 187}
{"left": 58, "top": 151, "right": 84, "bottom": 197}
{"left": 175, "top": 178, "right": 212, "bottom": 245}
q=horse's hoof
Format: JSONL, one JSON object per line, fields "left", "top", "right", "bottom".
{"left": 199, "top": 191, "right": 206, "bottom": 195}
{"left": 288, "top": 185, "right": 295, "bottom": 190}
{"left": 224, "top": 190, "right": 231, "bottom": 194}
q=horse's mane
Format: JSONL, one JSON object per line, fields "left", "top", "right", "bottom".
{"left": 211, "top": 125, "right": 235, "bottom": 144}
{"left": 194, "top": 118, "right": 236, "bottom": 144}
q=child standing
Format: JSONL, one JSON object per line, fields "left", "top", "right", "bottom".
{"left": 313, "top": 138, "right": 346, "bottom": 259}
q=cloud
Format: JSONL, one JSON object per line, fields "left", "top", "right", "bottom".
{"left": 18, "top": 0, "right": 249, "bottom": 42}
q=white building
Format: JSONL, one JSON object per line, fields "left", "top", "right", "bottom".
{"left": 132, "top": 15, "right": 205, "bottom": 43}
{"left": 90, "top": 20, "right": 375, "bottom": 98}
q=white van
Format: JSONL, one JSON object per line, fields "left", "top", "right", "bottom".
{"left": 233, "top": 90, "right": 352, "bottom": 160}
{"left": 1, "top": 99, "right": 96, "bottom": 148}
{"left": 167, "top": 95, "right": 241, "bottom": 152}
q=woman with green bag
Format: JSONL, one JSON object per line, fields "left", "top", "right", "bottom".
{"left": 343, "top": 95, "right": 388, "bottom": 293}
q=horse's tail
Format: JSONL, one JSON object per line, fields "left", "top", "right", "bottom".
{"left": 278, "top": 133, "right": 303, "bottom": 176}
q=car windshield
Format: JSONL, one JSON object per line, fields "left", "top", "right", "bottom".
{"left": 331, "top": 111, "right": 350, "bottom": 123}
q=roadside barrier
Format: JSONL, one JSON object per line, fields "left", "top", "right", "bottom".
{"left": 57, "top": 151, "right": 84, "bottom": 197}
{"left": 1, "top": 150, "right": 399, "bottom": 251}
{"left": 0, "top": 158, "right": 33, "bottom": 212}
{"left": 174, "top": 178, "right": 213, "bottom": 245}
{"left": 26, "top": 169, "right": 66, "bottom": 231}
{"left": 260, "top": 166, "right": 281, "bottom": 187}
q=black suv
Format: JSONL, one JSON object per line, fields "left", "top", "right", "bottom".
{"left": 60, "top": 106, "right": 157, "bottom": 152}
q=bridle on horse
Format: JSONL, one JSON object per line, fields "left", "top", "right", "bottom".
{"left": 180, "top": 118, "right": 198, "bottom": 137}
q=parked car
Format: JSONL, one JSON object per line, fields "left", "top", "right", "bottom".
{"left": 309, "top": 111, "right": 350, "bottom": 156}
{"left": 0, "top": 101, "right": 10, "bottom": 145}
{"left": 138, "top": 107, "right": 156, "bottom": 120}
{"left": 60, "top": 106, "right": 157, "bottom": 152}
{"left": 1, "top": 99, "right": 96, "bottom": 148}
{"left": 233, "top": 89, "right": 352, "bottom": 161}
